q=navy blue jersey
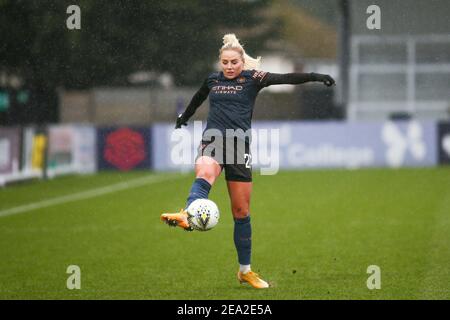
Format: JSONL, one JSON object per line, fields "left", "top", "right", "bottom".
{"left": 205, "top": 70, "right": 268, "bottom": 134}
{"left": 179, "top": 70, "right": 332, "bottom": 137}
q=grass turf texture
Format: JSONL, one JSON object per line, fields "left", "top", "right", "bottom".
{"left": 0, "top": 168, "right": 449, "bottom": 299}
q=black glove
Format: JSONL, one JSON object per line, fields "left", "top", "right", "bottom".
{"left": 311, "top": 73, "right": 336, "bottom": 87}
{"left": 175, "top": 113, "right": 188, "bottom": 129}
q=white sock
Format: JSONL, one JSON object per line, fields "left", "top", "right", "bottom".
{"left": 239, "top": 264, "right": 251, "bottom": 274}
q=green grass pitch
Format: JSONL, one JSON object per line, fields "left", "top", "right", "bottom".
{"left": 0, "top": 167, "right": 449, "bottom": 299}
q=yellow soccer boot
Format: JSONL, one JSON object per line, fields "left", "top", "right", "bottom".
{"left": 160, "top": 209, "right": 193, "bottom": 231}
{"left": 237, "top": 270, "right": 269, "bottom": 289}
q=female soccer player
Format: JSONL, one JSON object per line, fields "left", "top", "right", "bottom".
{"left": 161, "top": 34, "right": 335, "bottom": 289}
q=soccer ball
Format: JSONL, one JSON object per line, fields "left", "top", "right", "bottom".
{"left": 186, "top": 199, "right": 220, "bottom": 231}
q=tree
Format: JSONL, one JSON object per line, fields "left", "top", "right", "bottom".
{"left": 0, "top": 0, "right": 279, "bottom": 124}
{"left": 1, "top": 0, "right": 279, "bottom": 89}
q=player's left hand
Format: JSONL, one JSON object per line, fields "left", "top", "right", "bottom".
{"left": 321, "top": 75, "right": 335, "bottom": 87}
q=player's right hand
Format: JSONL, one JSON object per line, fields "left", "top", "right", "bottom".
{"left": 175, "top": 114, "right": 188, "bottom": 129}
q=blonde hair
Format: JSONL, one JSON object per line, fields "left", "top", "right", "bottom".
{"left": 220, "top": 34, "right": 261, "bottom": 70}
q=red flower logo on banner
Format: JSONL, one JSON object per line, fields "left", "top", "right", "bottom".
{"left": 104, "top": 128, "right": 146, "bottom": 171}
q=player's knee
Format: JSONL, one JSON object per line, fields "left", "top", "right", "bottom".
{"left": 196, "top": 169, "right": 217, "bottom": 184}
{"left": 232, "top": 205, "right": 249, "bottom": 219}
{"left": 195, "top": 157, "right": 220, "bottom": 184}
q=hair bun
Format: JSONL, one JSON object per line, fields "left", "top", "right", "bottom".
{"left": 223, "top": 33, "right": 240, "bottom": 47}
{"left": 220, "top": 33, "right": 261, "bottom": 70}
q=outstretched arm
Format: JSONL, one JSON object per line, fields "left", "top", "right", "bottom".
{"left": 175, "top": 79, "right": 210, "bottom": 129}
{"left": 259, "top": 72, "right": 335, "bottom": 88}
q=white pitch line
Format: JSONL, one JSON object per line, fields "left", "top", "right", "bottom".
{"left": 0, "top": 174, "right": 183, "bottom": 218}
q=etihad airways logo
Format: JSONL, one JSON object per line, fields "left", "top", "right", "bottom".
{"left": 211, "top": 85, "right": 243, "bottom": 94}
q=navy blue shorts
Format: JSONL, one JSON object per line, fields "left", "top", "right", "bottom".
{"left": 196, "top": 137, "right": 252, "bottom": 182}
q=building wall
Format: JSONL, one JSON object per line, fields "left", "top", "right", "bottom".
{"left": 351, "top": 0, "right": 450, "bottom": 35}
{"left": 348, "top": 0, "right": 450, "bottom": 121}
{"left": 59, "top": 87, "right": 306, "bottom": 126}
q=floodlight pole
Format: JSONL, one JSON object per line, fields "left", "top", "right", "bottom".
{"left": 337, "top": 0, "right": 351, "bottom": 119}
